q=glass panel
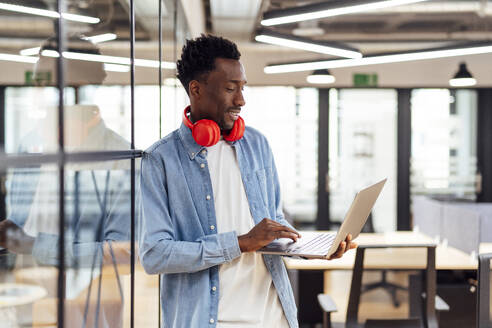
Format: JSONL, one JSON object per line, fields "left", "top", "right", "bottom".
{"left": 410, "top": 89, "right": 477, "bottom": 200}
{"left": 0, "top": 165, "right": 59, "bottom": 327}
{"left": 329, "top": 89, "right": 397, "bottom": 232}
{"left": 241, "top": 87, "right": 318, "bottom": 224}
{"left": 5, "top": 87, "right": 75, "bottom": 154}
{"left": 63, "top": 160, "right": 132, "bottom": 328}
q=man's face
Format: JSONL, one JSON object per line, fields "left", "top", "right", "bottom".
{"left": 194, "top": 58, "right": 247, "bottom": 131}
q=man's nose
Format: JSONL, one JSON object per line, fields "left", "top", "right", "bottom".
{"left": 234, "top": 90, "right": 246, "bottom": 107}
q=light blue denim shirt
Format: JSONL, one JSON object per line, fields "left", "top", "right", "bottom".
{"left": 139, "top": 122, "right": 299, "bottom": 328}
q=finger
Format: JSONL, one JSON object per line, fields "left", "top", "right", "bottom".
{"left": 274, "top": 231, "right": 299, "bottom": 242}
{"left": 269, "top": 224, "right": 301, "bottom": 237}
{"left": 346, "top": 234, "right": 352, "bottom": 242}
{"left": 330, "top": 241, "right": 346, "bottom": 259}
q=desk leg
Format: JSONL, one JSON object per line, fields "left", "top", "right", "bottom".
{"left": 298, "top": 270, "right": 324, "bottom": 325}
{"left": 408, "top": 273, "right": 422, "bottom": 318}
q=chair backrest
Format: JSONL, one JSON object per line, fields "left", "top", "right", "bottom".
{"left": 345, "top": 244, "right": 438, "bottom": 328}
{"left": 478, "top": 253, "right": 492, "bottom": 328}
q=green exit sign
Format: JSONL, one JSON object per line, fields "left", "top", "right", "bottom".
{"left": 25, "top": 71, "right": 52, "bottom": 85}
{"left": 353, "top": 73, "right": 378, "bottom": 87}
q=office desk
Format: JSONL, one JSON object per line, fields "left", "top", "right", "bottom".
{"left": 284, "top": 231, "right": 477, "bottom": 324}
{"left": 284, "top": 231, "right": 477, "bottom": 271}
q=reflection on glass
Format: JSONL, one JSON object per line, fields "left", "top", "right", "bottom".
{"left": 63, "top": 162, "right": 132, "bottom": 328}
{"left": 0, "top": 159, "right": 134, "bottom": 327}
{"left": 0, "top": 165, "right": 58, "bottom": 327}
{"left": 411, "top": 89, "right": 477, "bottom": 200}
{"left": 329, "top": 89, "right": 397, "bottom": 232}
{"left": 5, "top": 87, "right": 75, "bottom": 154}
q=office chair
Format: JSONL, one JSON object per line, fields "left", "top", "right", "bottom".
{"left": 477, "top": 253, "right": 492, "bottom": 328}
{"left": 346, "top": 244, "right": 438, "bottom": 328}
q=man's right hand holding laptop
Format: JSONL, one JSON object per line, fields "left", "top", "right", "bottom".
{"left": 238, "top": 218, "right": 357, "bottom": 259}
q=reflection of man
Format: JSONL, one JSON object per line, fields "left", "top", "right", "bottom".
{"left": 0, "top": 37, "right": 131, "bottom": 328}
{"left": 139, "top": 35, "right": 355, "bottom": 328}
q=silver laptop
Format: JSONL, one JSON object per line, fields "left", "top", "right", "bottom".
{"left": 258, "top": 178, "right": 387, "bottom": 260}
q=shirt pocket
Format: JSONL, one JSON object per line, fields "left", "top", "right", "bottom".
{"left": 255, "top": 168, "right": 273, "bottom": 209}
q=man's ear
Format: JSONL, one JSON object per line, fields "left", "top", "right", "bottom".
{"left": 189, "top": 80, "right": 201, "bottom": 98}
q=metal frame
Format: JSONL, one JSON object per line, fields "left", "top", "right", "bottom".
{"left": 346, "top": 244, "right": 437, "bottom": 328}
{"left": 397, "top": 89, "right": 411, "bottom": 231}
{"left": 316, "top": 88, "right": 330, "bottom": 230}
{"left": 477, "top": 253, "right": 492, "bottom": 328}
{"left": 477, "top": 89, "right": 492, "bottom": 202}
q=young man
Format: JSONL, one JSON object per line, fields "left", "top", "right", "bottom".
{"left": 139, "top": 34, "right": 355, "bottom": 327}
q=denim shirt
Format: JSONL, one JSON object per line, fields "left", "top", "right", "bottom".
{"left": 139, "top": 123, "right": 299, "bottom": 328}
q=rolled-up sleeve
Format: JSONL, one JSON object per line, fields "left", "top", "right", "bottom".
{"left": 138, "top": 151, "right": 241, "bottom": 275}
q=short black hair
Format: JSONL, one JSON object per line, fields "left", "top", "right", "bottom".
{"left": 176, "top": 34, "right": 241, "bottom": 94}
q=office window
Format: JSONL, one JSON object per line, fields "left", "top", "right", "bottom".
{"left": 329, "top": 89, "right": 397, "bottom": 232}
{"left": 411, "top": 89, "right": 478, "bottom": 200}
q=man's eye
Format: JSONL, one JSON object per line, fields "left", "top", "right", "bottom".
{"left": 226, "top": 88, "right": 234, "bottom": 92}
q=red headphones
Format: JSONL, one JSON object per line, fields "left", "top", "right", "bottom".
{"left": 182, "top": 106, "right": 245, "bottom": 147}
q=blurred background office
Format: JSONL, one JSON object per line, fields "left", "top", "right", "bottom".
{"left": 0, "top": 0, "right": 491, "bottom": 327}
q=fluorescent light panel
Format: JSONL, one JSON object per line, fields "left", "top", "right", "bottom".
{"left": 261, "top": 0, "right": 429, "bottom": 26}
{"left": 0, "top": 3, "right": 100, "bottom": 24}
{"left": 82, "top": 33, "right": 117, "bottom": 44}
{"left": 41, "top": 50, "right": 176, "bottom": 69}
{"left": 0, "top": 53, "right": 39, "bottom": 64}
{"left": 104, "top": 63, "right": 130, "bottom": 72}
{"left": 255, "top": 34, "right": 361, "bottom": 58}
{"left": 265, "top": 44, "right": 492, "bottom": 73}
{"left": 20, "top": 47, "right": 41, "bottom": 56}
{"left": 307, "top": 74, "right": 335, "bottom": 84}
{"left": 449, "top": 78, "right": 476, "bottom": 87}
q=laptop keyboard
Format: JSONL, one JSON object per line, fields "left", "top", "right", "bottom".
{"left": 287, "top": 233, "right": 336, "bottom": 255}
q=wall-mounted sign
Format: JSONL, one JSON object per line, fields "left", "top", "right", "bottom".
{"left": 25, "top": 71, "right": 52, "bottom": 85}
{"left": 353, "top": 73, "right": 378, "bottom": 87}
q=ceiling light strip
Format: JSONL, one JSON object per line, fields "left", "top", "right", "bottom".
{"left": 20, "top": 47, "right": 41, "bottom": 56}
{"left": 82, "top": 33, "right": 117, "bottom": 44}
{"left": 0, "top": 53, "right": 39, "bottom": 64}
{"left": 264, "top": 44, "right": 492, "bottom": 73}
{"left": 41, "top": 50, "right": 176, "bottom": 69}
{"left": 0, "top": 3, "right": 100, "bottom": 24}
{"left": 255, "top": 34, "right": 362, "bottom": 58}
{"left": 261, "top": 0, "right": 429, "bottom": 26}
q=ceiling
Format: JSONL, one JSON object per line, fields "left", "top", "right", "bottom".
{"left": 1, "top": 0, "right": 492, "bottom": 86}
{"left": 211, "top": 0, "right": 492, "bottom": 54}
{"left": 1, "top": 1, "right": 491, "bottom": 46}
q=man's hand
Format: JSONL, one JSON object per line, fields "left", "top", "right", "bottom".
{"left": 238, "top": 218, "right": 300, "bottom": 253}
{"left": 328, "top": 234, "right": 357, "bottom": 260}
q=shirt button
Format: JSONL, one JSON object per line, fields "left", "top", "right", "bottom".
{"left": 212, "top": 286, "right": 217, "bottom": 291}
{"left": 191, "top": 152, "right": 195, "bottom": 156}
{"left": 200, "top": 163, "right": 205, "bottom": 168}
{"left": 206, "top": 195, "right": 211, "bottom": 200}
{"left": 210, "top": 225, "right": 215, "bottom": 230}
{"left": 209, "top": 318, "right": 215, "bottom": 324}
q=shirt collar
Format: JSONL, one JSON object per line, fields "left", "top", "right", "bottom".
{"left": 178, "top": 110, "right": 241, "bottom": 160}
{"left": 178, "top": 122, "right": 207, "bottom": 160}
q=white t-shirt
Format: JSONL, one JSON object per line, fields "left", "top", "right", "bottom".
{"left": 206, "top": 139, "right": 289, "bottom": 328}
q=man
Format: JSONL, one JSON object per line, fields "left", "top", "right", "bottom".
{"left": 138, "top": 34, "right": 355, "bottom": 327}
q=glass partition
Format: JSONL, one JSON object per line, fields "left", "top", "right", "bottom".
{"left": 329, "top": 89, "right": 397, "bottom": 232}
{"left": 410, "top": 89, "right": 478, "bottom": 201}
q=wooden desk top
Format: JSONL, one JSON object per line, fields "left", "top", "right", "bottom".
{"left": 284, "top": 231, "right": 478, "bottom": 271}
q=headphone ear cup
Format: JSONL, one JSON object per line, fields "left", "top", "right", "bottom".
{"left": 192, "top": 119, "right": 221, "bottom": 147}
{"left": 223, "top": 116, "right": 245, "bottom": 142}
